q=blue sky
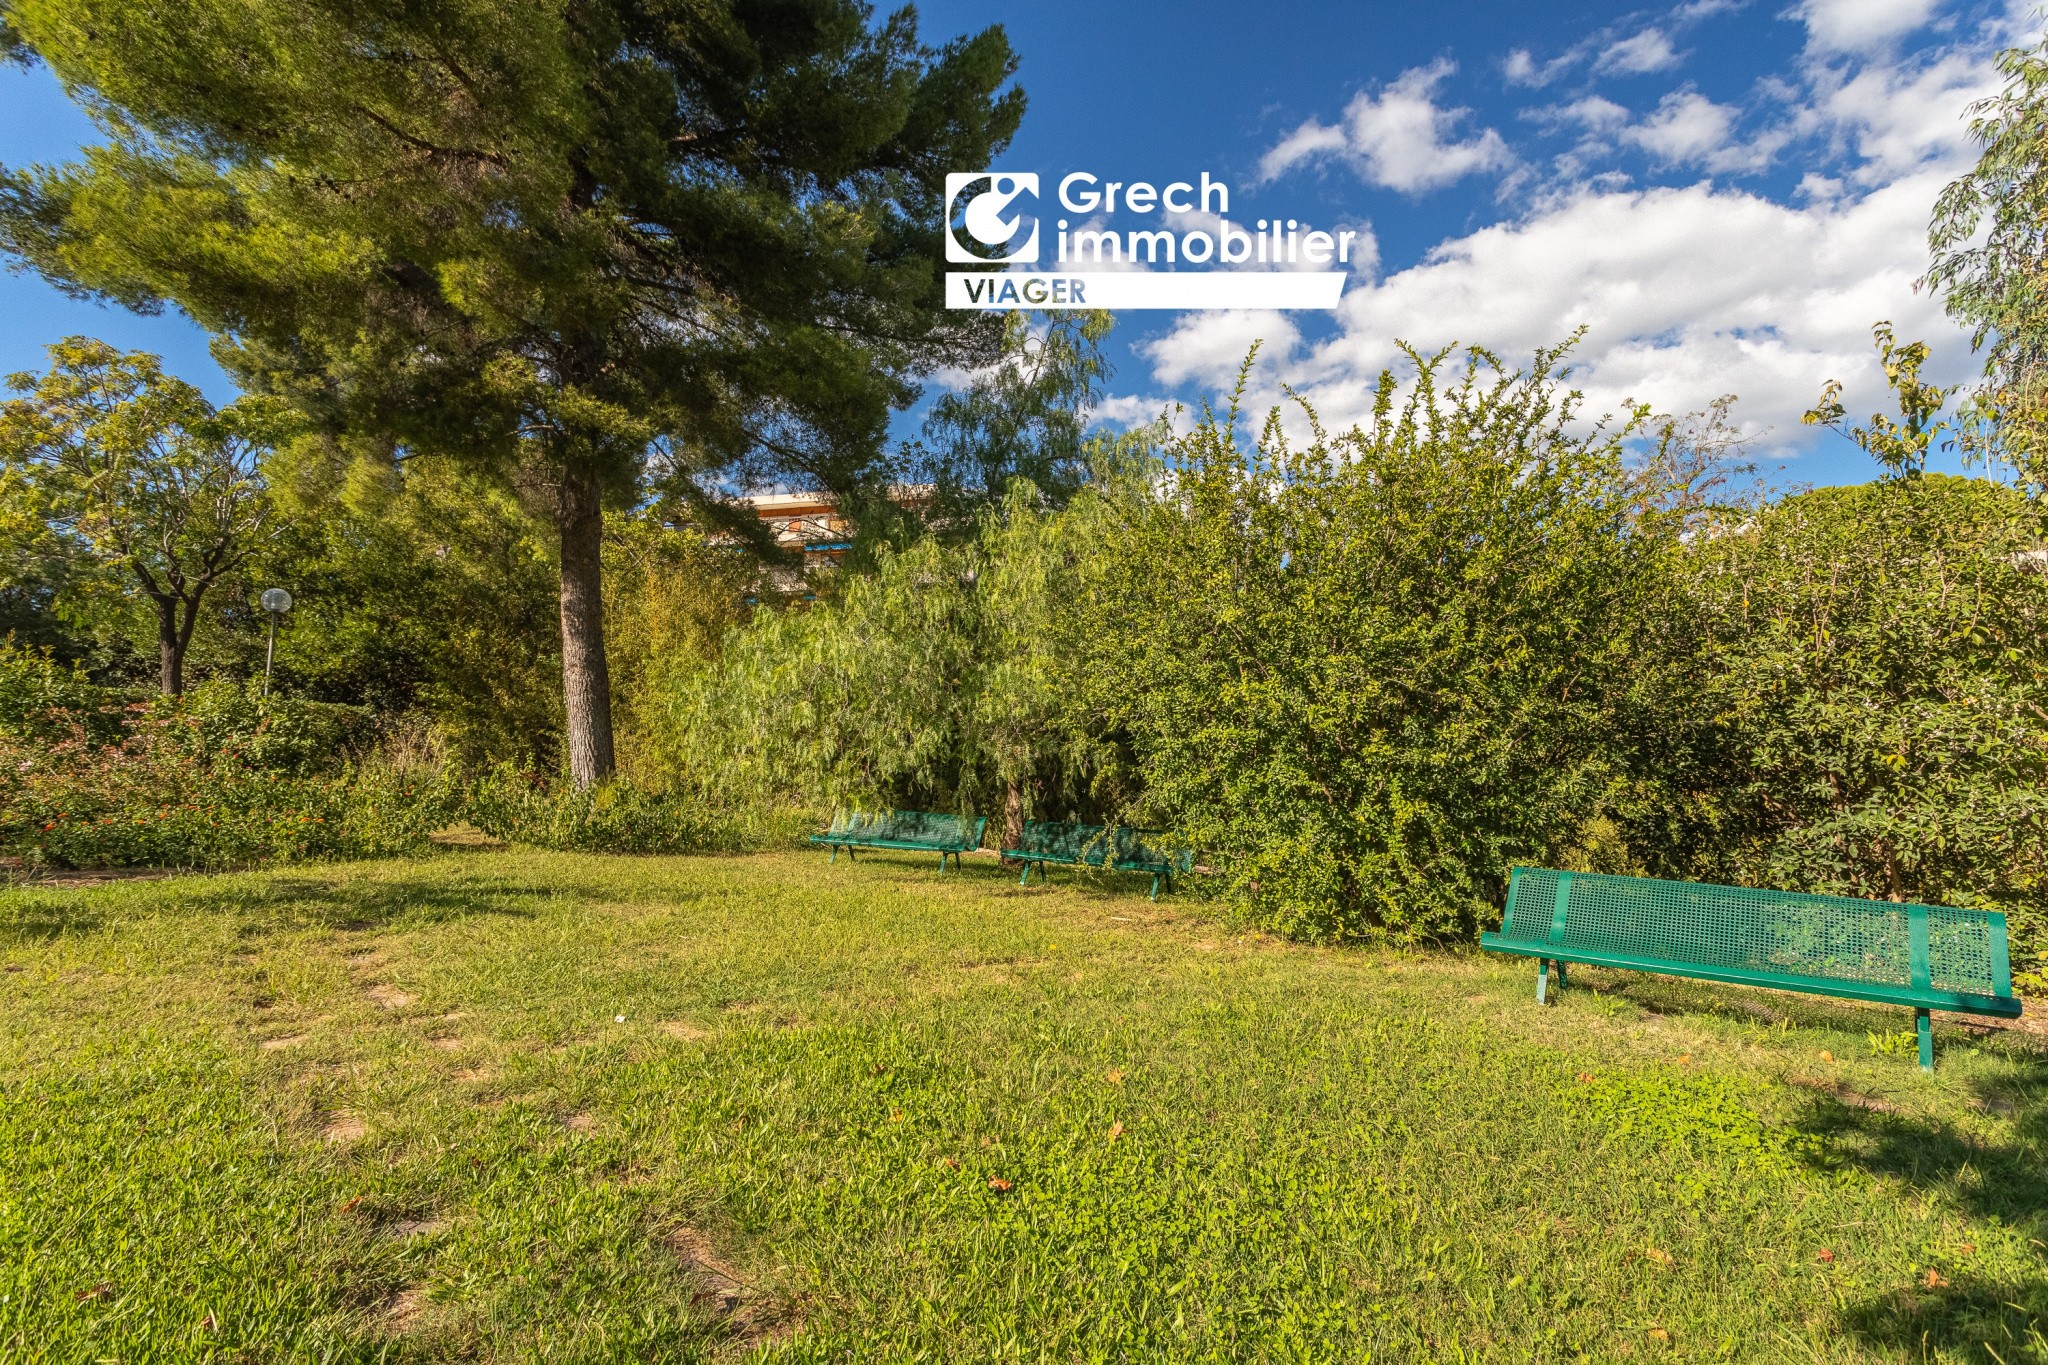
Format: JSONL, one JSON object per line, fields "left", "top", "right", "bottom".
{"left": 0, "top": 0, "right": 2031, "bottom": 484}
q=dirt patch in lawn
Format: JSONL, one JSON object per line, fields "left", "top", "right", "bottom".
{"left": 382, "top": 1284, "right": 430, "bottom": 1333}
{"left": 366, "top": 984, "right": 416, "bottom": 1010}
{"left": 666, "top": 1225, "right": 795, "bottom": 1346}
{"left": 322, "top": 1114, "right": 369, "bottom": 1145}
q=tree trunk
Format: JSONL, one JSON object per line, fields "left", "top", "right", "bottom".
{"left": 156, "top": 601, "right": 183, "bottom": 695}
{"left": 556, "top": 466, "right": 616, "bottom": 786}
{"left": 1001, "top": 777, "right": 1025, "bottom": 864}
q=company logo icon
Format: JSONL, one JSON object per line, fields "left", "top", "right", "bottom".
{"left": 946, "top": 172, "right": 1040, "bottom": 264}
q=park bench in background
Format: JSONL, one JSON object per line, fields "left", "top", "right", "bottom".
{"left": 1480, "top": 866, "right": 2020, "bottom": 1069}
{"left": 811, "top": 810, "right": 988, "bottom": 871}
{"left": 1004, "top": 820, "right": 1193, "bottom": 900}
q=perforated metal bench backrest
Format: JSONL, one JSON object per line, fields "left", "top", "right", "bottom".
{"left": 829, "top": 810, "right": 980, "bottom": 847}
{"left": 1117, "top": 831, "right": 1192, "bottom": 874}
{"left": 1499, "top": 867, "right": 2011, "bottom": 1000}
{"left": 1015, "top": 820, "right": 1121, "bottom": 864}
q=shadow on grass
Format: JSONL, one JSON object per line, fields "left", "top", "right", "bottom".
{"left": 807, "top": 847, "right": 1183, "bottom": 903}
{"left": 1840, "top": 1272, "right": 2048, "bottom": 1362}
{"left": 1802, "top": 1052, "right": 2048, "bottom": 1359}
{"left": 0, "top": 867, "right": 543, "bottom": 945}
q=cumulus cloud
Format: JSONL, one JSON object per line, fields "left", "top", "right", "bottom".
{"left": 1142, "top": 176, "right": 1964, "bottom": 454}
{"left": 1260, "top": 60, "right": 1513, "bottom": 192}
{"left": 1596, "top": 29, "right": 1683, "bottom": 76}
{"left": 1124, "top": 0, "right": 2042, "bottom": 467}
{"left": 1796, "top": 0, "right": 1943, "bottom": 54}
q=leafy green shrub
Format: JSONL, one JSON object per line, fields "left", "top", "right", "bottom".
{"left": 653, "top": 485, "right": 1129, "bottom": 849}
{"left": 465, "top": 765, "right": 745, "bottom": 854}
{"left": 163, "top": 682, "right": 377, "bottom": 776}
{"left": 1625, "top": 473, "right": 2048, "bottom": 972}
{"left": 0, "top": 639, "right": 126, "bottom": 745}
{"left": 0, "top": 679, "right": 458, "bottom": 870}
{"left": 1069, "top": 348, "right": 1686, "bottom": 943}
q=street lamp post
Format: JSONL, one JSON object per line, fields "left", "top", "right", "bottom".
{"left": 259, "top": 588, "right": 293, "bottom": 697}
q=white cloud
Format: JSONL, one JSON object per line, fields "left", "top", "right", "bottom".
{"left": 1141, "top": 175, "right": 1971, "bottom": 455}
{"left": 1144, "top": 310, "right": 1304, "bottom": 389}
{"left": 1556, "top": 96, "right": 1634, "bottom": 133}
{"left": 1799, "top": 46, "right": 2000, "bottom": 180}
{"left": 1260, "top": 60, "right": 1513, "bottom": 192}
{"left": 1596, "top": 29, "right": 1683, "bottom": 76}
{"left": 1624, "top": 92, "right": 1738, "bottom": 162}
{"left": 1796, "top": 0, "right": 1942, "bottom": 55}
{"left": 1504, "top": 47, "right": 1576, "bottom": 88}
{"left": 1131, "top": 0, "right": 2032, "bottom": 467}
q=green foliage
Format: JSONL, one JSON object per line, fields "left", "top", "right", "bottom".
{"left": 464, "top": 766, "right": 744, "bottom": 855}
{"left": 600, "top": 516, "right": 756, "bottom": 780}
{"left": 0, "top": 0, "right": 1030, "bottom": 779}
{"left": 1802, "top": 322, "right": 1957, "bottom": 478}
{"left": 0, "top": 637, "right": 123, "bottom": 744}
{"left": 899, "top": 310, "right": 1116, "bottom": 530}
{"left": 1626, "top": 475, "right": 2048, "bottom": 965}
{"left": 0, "top": 645, "right": 458, "bottom": 869}
{"left": 657, "top": 484, "right": 1121, "bottom": 838}
{"left": 1927, "top": 37, "right": 2048, "bottom": 492}
{"left": 1071, "top": 346, "right": 1681, "bottom": 942}
{"left": 252, "top": 458, "right": 565, "bottom": 767}
{"left": 0, "top": 338, "right": 282, "bottom": 693}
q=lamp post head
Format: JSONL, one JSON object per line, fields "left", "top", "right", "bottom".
{"left": 260, "top": 588, "right": 294, "bottom": 614}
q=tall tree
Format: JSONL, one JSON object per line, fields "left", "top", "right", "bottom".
{"left": 902, "top": 309, "right": 1114, "bottom": 531}
{"left": 0, "top": 0, "right": 1023, "bottom": 782}
{"left": 1926, "top": 38, "right": 2048, "bottom": 494}
{"left": 0, "top": 338, "right": 276, "bottom": 695}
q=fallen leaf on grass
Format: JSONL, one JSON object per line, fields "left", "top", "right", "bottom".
{"left": 1959, "top": 1242, "right": 1976, "bottom": 1255}
{"left": 1107, "top": 1122, "right": 1124, "bottom": 1141}
{"left": 1648, "top": 1327, "right": 1670, "bottom": 1342}
{"left": 339, "top": 1196, "right": 363, "bottom": 1215}
{"left": 890, "top": 1109, "right": 904, "bottom": 1123}
{"left": 76, "top": 1283, "right": 113, "bottom": 1303}
{"left": 3, "top": 964, "right": 21, "bottom": 972}
{"left": 1644, "top": 1248, "right": 1673, "bottom": 1266}
{"left": 1676, "top": 1054, "right": 1692, "bottom": 1066}
{"left": 201, "top": 1313, "right": 217, "bottom": 1331}
{"left": 1820, "top": 1050, "right": 1835, "bottom": 1062}
{"left": 1817, "top": 1248, "right": 1835, "bottom": 1263}
{"left": 1105, "top": 1069, "right": 1125, "bottom": 1085}
{"left": 987, "top": 1178, "right": 1012, "bottom": 1193}
{"left": 1924, "top": 1269, "right": 1949, "bottom": 1288}
{"left": 1575, "top": 1072, "right": 1595, "bottom": 1083}
{"left": 940, "top": 1157, "right": 960, "bottom": 1170}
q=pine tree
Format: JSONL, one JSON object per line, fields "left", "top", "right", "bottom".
{"left": 0, "top": 0, "right": 1023, "bottom": 780}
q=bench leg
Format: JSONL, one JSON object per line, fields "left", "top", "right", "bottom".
{"left": 1917, "top": 1008, "right": 1933, "bottom": 1071}
{"left": 1018, "top": 861, "right": 1031, "bottom": 887}
{"left": 1149, "top": 873, "right": 1161, "bottom": 902}
{"left": 1536, "top": 959, "right": 1549, "bottom": 1005}
{"left": 830, "top": 845, "right": 838, "bottom": 864}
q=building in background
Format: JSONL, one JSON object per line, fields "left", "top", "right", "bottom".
{"left": 741, "top": 491, "right": 855, "bottom": 572}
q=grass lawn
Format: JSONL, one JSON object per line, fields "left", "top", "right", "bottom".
{"left": 3, "top": 849, "right": 2046, "bottom": 1363}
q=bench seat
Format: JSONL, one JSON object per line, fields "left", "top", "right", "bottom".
{"left": 1480, "top": 866, "right": 2020, "bottom": 1069}
{"left": 1002, "top": 820, "right": 1193, "bottom": 900}
{"left": 812, "top": 810, "right": 987, "bottom": 872}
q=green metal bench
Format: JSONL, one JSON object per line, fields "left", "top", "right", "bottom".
{"left": 1003, "top": 820, "right": 1193, "bottom": 900}
{"left": 1480, "top": 867, "right": 2020, "bottom": 1070}
{"left": 811, "top": 810, "right": 987, "bottom": 871}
